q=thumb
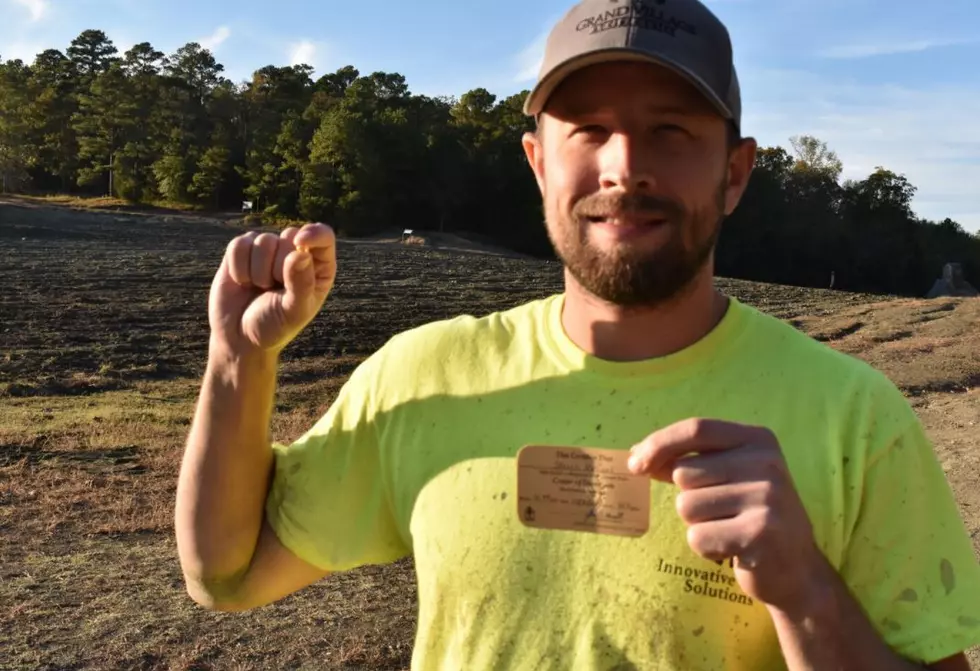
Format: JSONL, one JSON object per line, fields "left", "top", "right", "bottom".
{"left": 282, "top": 250, "right": 317, "bottom": 320}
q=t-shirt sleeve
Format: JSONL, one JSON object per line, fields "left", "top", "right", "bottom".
{"left": 264, "top": 353, "right": 410, "bottom": 572}
{"left": 840, "top": 410, "right": 980, "bottom": 664}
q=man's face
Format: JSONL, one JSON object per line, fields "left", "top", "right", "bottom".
{"left": 523, "top": 61, "right": 755, "bottom": 308}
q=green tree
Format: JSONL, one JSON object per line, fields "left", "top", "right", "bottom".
{"left": 150, "top": 43, "right": 227, "bottom": 201}
{"left": 844, "top": 167, "right": 916, "bottom": 218}
{"left": 0, "top": 58, "right": 34, "bottom": 192}
{"left": 123, "top": 42, "right": 164, "bottom": 78}
{"left": 199, "top": 80, "right": 245, "bottom": 207}
{"left": 303, "top": 72, "right": 411, "bottom": 230}
{"left": 26, "top": 49, "right": 79, "bottom": 190}
{"left": 718, "top": 147, "right": 794, "bottom": 282}
{"left": 67, "top": 30, "right": 118, "bottom": 84}
{"left": 836, "top": 168, "right": 923, "bottom": 293}
{"left": 164, "top": 43, "right": 224, "bottom": 104}
{"left": 189, "top": 142, "right": 230, "bottom": 207}
{"left": 112, "top": 43, "right": 167, "bottom": 200}
{"left": 240, "top": 64, "right": 315, "bottom": 213}
{"left": 153, "top": 138, "right": 192, "bottom": 202}
{"left": 73, "top": 62, "right": 138, "bottom": 195}
{"left": 2, "top": 30, "right": 978, "bottom": 297}
{"left": 789, "top": 134, "right": 843, "bottom": 182}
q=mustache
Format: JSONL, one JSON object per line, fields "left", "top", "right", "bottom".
{"left": 572, "top": 192, "right": 685, "bottom": 222}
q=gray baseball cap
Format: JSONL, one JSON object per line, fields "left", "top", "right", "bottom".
{"left": 523, "top": 0, "right": 741, "bottom": 132}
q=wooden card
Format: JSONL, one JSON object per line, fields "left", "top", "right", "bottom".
{"left": 516, "top": 445, "right": 650, "bottom": 538}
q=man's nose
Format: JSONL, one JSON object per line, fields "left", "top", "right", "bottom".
{"left": 598, "top": 132, "right": 657, "bottom": 193}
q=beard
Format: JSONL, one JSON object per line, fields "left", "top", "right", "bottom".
{"left": 546, "top": 183, "right": 727, "bottom": 308}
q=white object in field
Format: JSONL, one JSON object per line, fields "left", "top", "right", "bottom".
{"left": 927, "top": 262, "right": 978, "bottom": 298}
{"left": 242, "top": 201, "right": 254, "bottom": 213}
{"left": 402, "top": 229, "right": 414, "bottom": 241}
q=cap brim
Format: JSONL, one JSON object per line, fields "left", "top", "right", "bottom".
{"left": 523, "top": 48, "right": 732, "bottom": 123}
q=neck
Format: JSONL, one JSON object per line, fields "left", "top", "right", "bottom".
{"left": 560, "top": 266, "right": 729, "bottom": 362}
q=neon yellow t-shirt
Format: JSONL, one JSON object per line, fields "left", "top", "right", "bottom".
{"left": 266, "top": 294, "right": 980, "bottom": 670}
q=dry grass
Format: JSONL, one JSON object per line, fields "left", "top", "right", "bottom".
{"left": 1, "top": 534, "right": 417, "bottom": 670}
{"left": 0, "top": 386, "right": 187, "bottom": 540}
{"left": 15, "top": 193, "right": 204, "bottom": 213}
{"left": 1, "top": 200, "right": 977, "bottom": 669}
{"left": 794, "top": 297, "right": 980, "bottom": 395}
{"left": 0, "top": 371, "right": 417, "bottom": 671}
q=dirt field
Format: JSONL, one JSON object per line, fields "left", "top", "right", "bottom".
{"left": 1, "top": 198, "right": 978, "bottom": 670}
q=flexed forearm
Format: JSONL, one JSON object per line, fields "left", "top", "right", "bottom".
{"left": 175, "top": 223, "right": 337, "bottom": 607}
{"left": 175, "top": 343, "right": 278, "bottom": 601}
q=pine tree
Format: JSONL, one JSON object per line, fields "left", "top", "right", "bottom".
{"left": 0, "top": 58, "right": 35, "bottom": 193}
{"left": 73, "top": 63, "right": 138, "bottom": 195}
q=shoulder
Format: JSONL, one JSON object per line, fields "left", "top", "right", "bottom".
{"left": 378, "top": 295, "right": 555, "bottom": 360}
{"left": 734, "top": 299, "right": 917, "bottom": 435}
{"left": 736, "top": 299, "right": 895, "bottom": 383}
{"left": 348, "top": 295, "right": 558, "bottom": 401}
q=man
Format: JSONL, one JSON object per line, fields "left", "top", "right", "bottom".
{"left": 175, "top": 0, "right": 980, "bottom": 668}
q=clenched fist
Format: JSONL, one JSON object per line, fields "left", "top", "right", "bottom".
{"left": 208, "top": 223, "right": 337, "bottom": 355}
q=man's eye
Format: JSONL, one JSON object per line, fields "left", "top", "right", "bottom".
{"left": 575, "top": 124, "right": 607, "bottom": 136}
{"left": 654, "top": 124, "right": 688, "bottom": 135}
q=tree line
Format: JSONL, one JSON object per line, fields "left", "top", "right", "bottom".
{"left": 1, "top": 30, "right": 977, "bottom": 296}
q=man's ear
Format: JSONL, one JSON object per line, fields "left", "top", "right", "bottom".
{"left": 522, "top": 129, "right": 546, "bottom": 196}
{"left": 723, "top": 136, "right": 758, "bottom": 216}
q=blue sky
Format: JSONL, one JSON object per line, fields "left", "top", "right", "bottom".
{"left": 3, "top": 0, "right": 979, "bottom": 231}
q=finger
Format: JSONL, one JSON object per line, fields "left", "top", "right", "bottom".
{"left": 293, "top": 223, "right": 336, "bottom": 252}
{"left": 250, "top": 233, "right": 280, "bottom": 290}
{"left": 273, "top": 228, "right": 300, "bottom": 285}
{"left": 228, "top": 232, "right": 259, "bottom": 287}
{"left": 686, "top": 518, "right": 746, "bottom": 563}
{"left": 672, "top": 454, "right": 732, "bottom": 490}
{"left": 676, "top": 482, "right": 764, "bottom": 525}
{"left": 309, "top": 245, "right": 335, "bottom": 262}
{"left": 282, "top": 249, "right": 316, "bottom": 319}
{"left": 312, "top": 242, "right": 337, "bottom": 292}
{"left": 629, "top": 419, "right": 774, "bottom": 482}
{"left": 672, "top": 444, "right": 776, "bottom": 490}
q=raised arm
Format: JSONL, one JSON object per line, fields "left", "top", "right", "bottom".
{"left": 175, "top": 223, "right": 336, "bottom": 611}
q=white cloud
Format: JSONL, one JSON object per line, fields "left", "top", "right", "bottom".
{"left": 199, "top": 25, "right": 231, "bottom": 52}
{"left": 11, "top": 0, "right": 48, "bottom": 22}
{"left": 288, "top": 39, "right": 319, "bottom": 68}
{"left": 818, "top": 37, "right": 975, "bottom": 59}
{"left": 109, "top": 31, "right": 136, "bottom": 58}
{"left": 513, "top": 27, "right": 549, "bottom": 84}
{"left": 512, "top": 12, "right": 573, "bottom": 85}
{"left": 1, "top": 39, "right": 47, "bottom": 63}
{"left": 741, "top": 68, "right": 980, "bottom": 231}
